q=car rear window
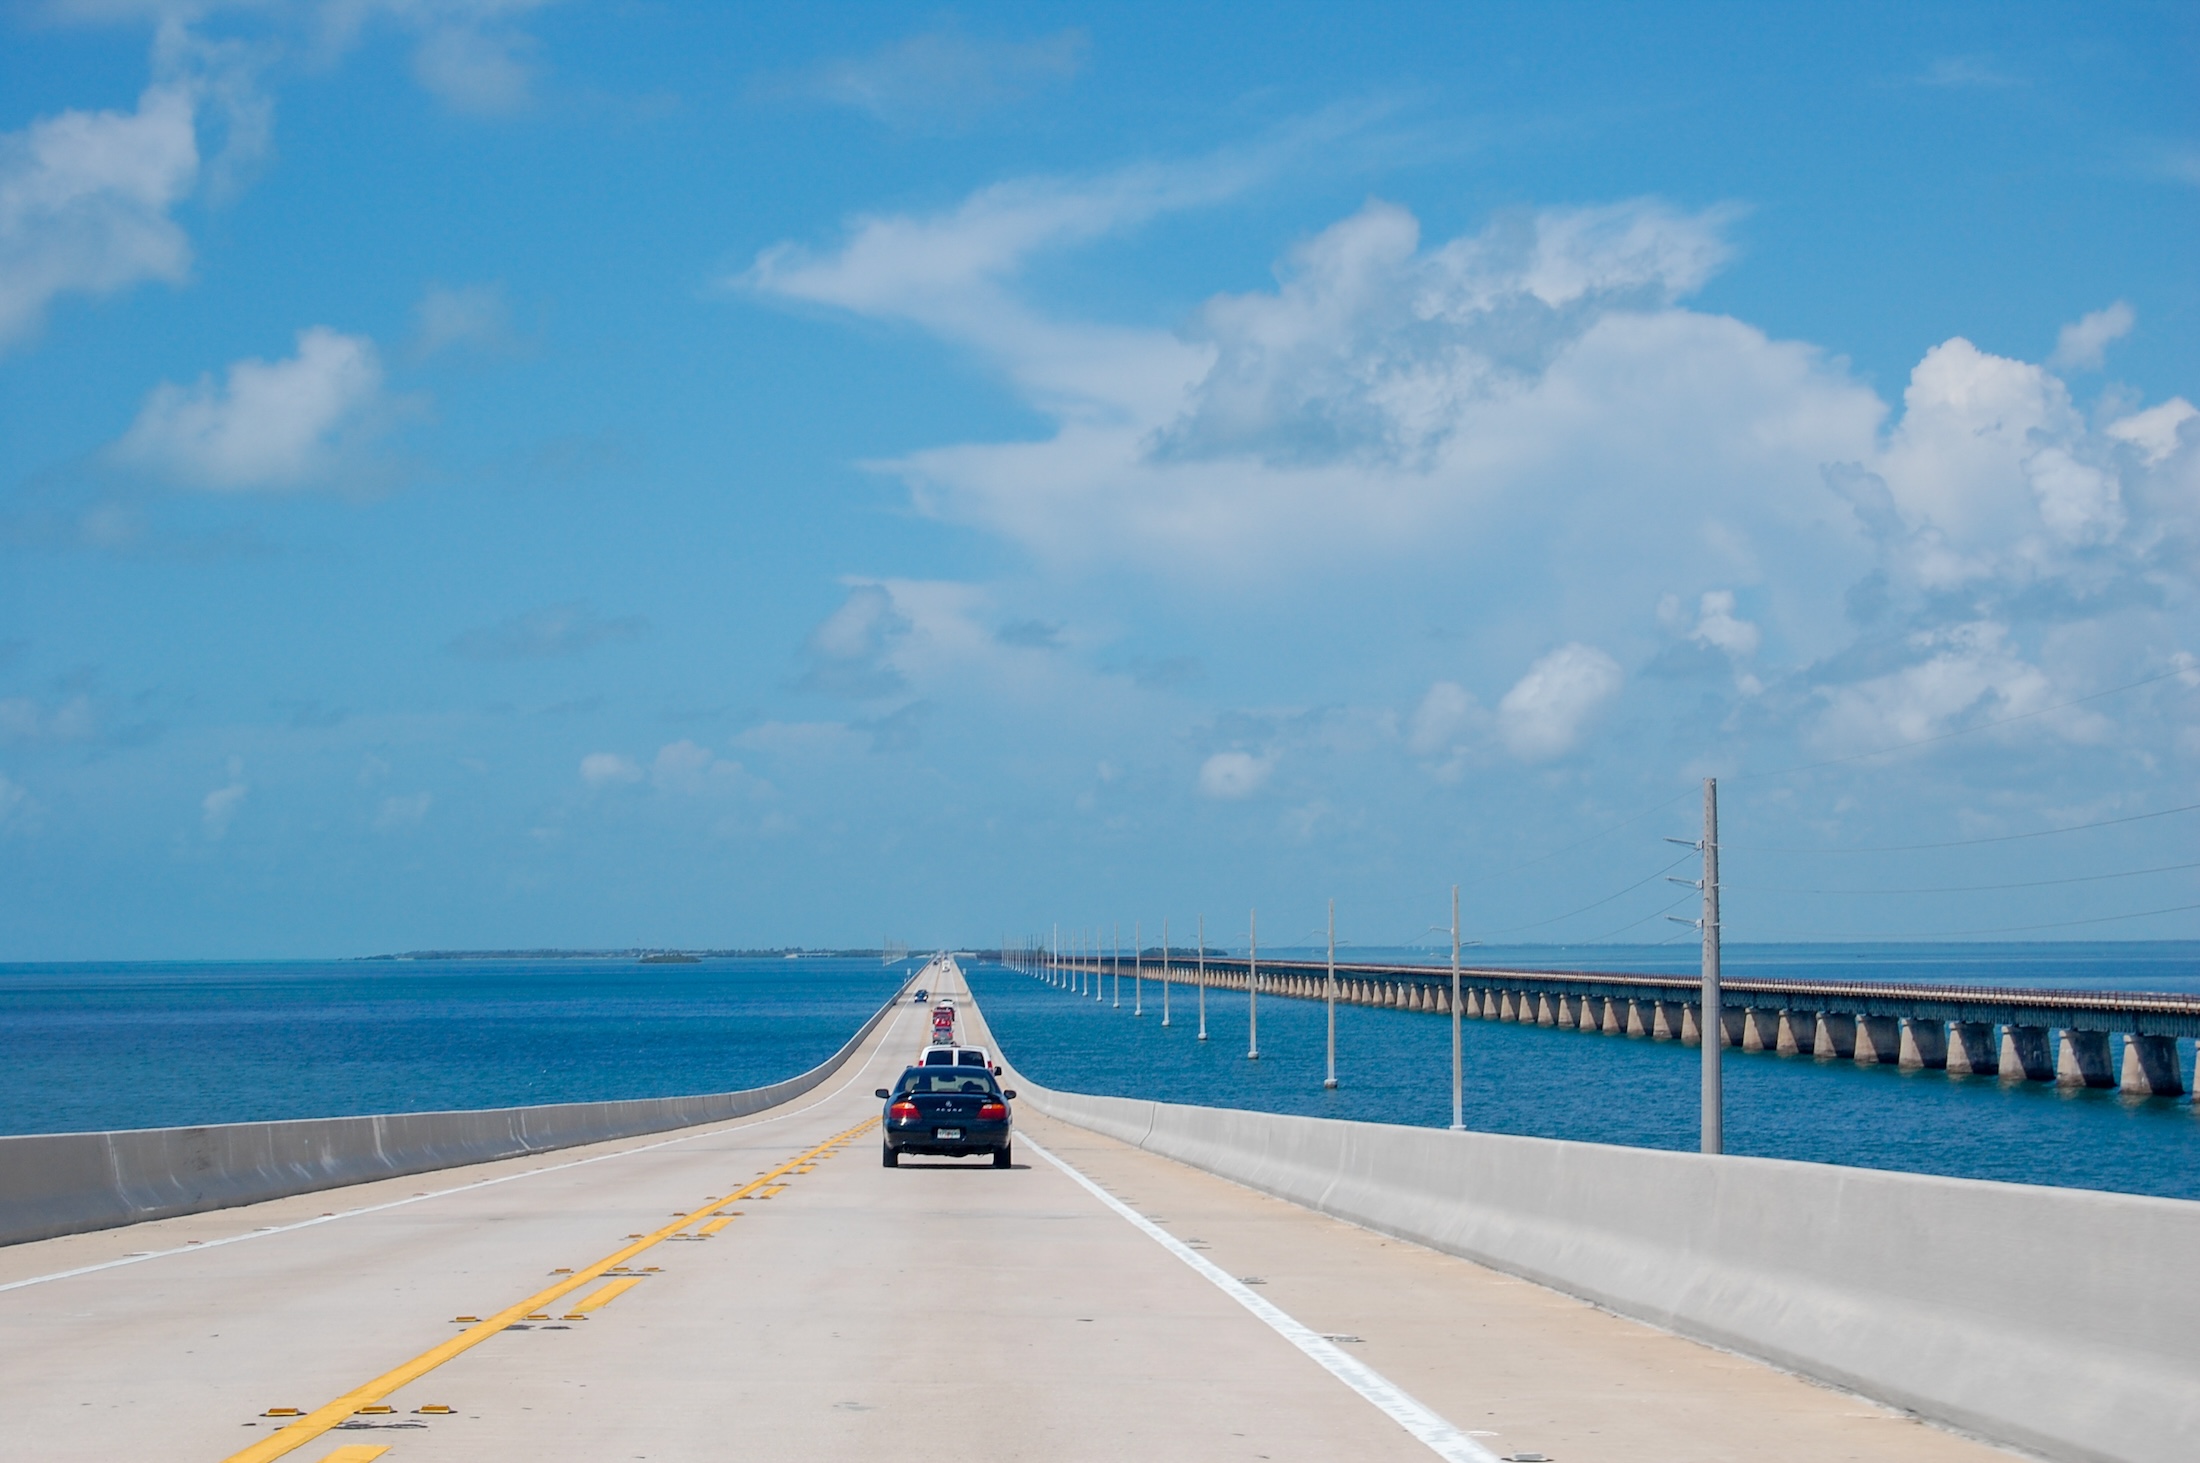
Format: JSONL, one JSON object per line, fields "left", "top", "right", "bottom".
{"left": 921, "top": 1050, "right": 957, "bottom": 1065}
{"left": 897, "top": 1069, "right": 999, "bottom": 1095}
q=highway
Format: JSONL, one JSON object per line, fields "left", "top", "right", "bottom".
{"left": 0, "top": 964, "right": 2022, "bottom": 1462}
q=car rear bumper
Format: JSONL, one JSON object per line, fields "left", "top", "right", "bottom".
{"left": 884, "top": 1120, "right": 1010, "bottom": 1156}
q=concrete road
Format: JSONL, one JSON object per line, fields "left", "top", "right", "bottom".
{"left": 0, "top": 965, "right": 2023, "bottom": 1462}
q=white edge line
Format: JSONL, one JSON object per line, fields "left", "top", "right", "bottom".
{"left": 0, "top": 1003, "right": 915, "bottom": 1295}
{"left": 1021, "top": 1132, "right": 1501, "bottom": 1463}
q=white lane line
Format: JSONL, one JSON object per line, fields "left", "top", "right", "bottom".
{"left": 0, "top": 1002, "right": 915, "bottom": 1295}
{"left": 1022, "top": 1133, "right": 1500, "bottom": 1463}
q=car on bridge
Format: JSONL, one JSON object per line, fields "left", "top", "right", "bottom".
{"left": 918, "top": 1045, "right": 998, "bottom": 1073}
{"left": 877, "top": 1066, "right": 1015, "bottom": 1168}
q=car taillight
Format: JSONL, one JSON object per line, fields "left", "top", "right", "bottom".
{"left": 890, "top": 1100, "right": 920, "bottom": 1120}
{"left": 977, "top": 1101, "right": 1007, "bottom": 1121}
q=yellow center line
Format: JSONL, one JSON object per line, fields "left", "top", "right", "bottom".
{"left": 223, "top": 1116, "right": 877, "bottom": 1463}
{"left": 697, "top": 1215, "right": 737, "bottom": 1235}
{"left": 565, "top": 1275, "right": 645, "bottom": 1313}
{"left": 317, "top": 1449, "right": 389, "bottom": 1462}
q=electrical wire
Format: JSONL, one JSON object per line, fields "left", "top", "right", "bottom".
{"left": 1768, "top": 901, "right": 2200, "bottom": 940}
{"left": 1728, "top": 859, "right": 2200, "bottom": 896}
{"left": 1474, "top": 851, "right": 1700, "bottom": 939}
{"left": 1726, "top": 799, "right": 2200, "bottom": 854}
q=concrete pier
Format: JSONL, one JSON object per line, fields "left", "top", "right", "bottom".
{"left": 1947, "top": 1021, "right": 1997, "bottom": 1075}
{"left": 2122, "top": 1033, "right": 2187, "bottom": 1096}
{"left": 2001, "top": 1024, "right": 2055, "bottom": 1080}
{"left": 1855, "top": 1014, "right": 1903, "bottom": 1064}
{"left": 2057, "top": 1029, "right": 2116, "bottom": 1088}
{"left": 1900, "top": 1018, "right": 1948, "bottom": 1071}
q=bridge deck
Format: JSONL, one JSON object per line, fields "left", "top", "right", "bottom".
{"left": 0, "top": 973, "right": 2017, "bottom": 1462}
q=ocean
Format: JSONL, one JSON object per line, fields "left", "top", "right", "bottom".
{"left": 2, "top": 943, "right": 2193, "bottom": 1202}
{"left": 966, "top": 941, "right": 2200, "bottom": 1202}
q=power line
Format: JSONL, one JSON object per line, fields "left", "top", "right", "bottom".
{"left": 1771, "top": 901, "right": 2200, "bottom": 940}
{"left": 1729, "top": 858, "right": 2200, "bottom": 896}
{"left": 1475, "top": 851, "right": 1699, "bottom": 939}
{"left": 1726, "top": 799, "right": 2200, "bottom": 854}
{"left": 1501, "top": 789, "right": 1696, "bottom": 871}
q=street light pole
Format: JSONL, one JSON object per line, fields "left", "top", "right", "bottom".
{"left": 1247, "top": 907, "right": 1260, "bottom": 1061}
{"left": 1323, "top": 898, "right": 1338, "bottom": 1090}
{"left": 1450, "top": 884, "right": 1464, "bottom": 1132}
{"left": 1161, "top": 918, "right": 1172, "bottom": 1026}
{"left": 1197, "top": 915, "right": 1208, "bottom": 1040}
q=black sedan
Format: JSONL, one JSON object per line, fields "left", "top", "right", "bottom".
{"left": 878, "top": 1066, "right": 1016, "bottom": 1167}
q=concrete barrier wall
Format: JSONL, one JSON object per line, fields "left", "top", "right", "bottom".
{"left": 0, "top": 979, "right": 909, "bottom": 1248}
{"left": 1018, "top": 1081, "right": 2198, "bottom": 1463}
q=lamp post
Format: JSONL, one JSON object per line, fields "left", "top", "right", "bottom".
{"left": 1450, "top": 885, "right": 1464, "bottom": 1132}
{"left": 1324, "top": 898, "right": 1338, "bottom": 1090}
{"left": 1161, "top": 918, "right": 1171, "bottom": 1026}
{"left": 1247, "top": 908, "right": 1260, "bottom": 1061}
{"left": 1134, "top": 920, "right": 1143, "bottom": 1017}
{"left": 1197, "top": 915, "right": 1208, "bottom": 1041}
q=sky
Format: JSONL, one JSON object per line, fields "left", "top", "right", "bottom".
{"left": 1, "top": 2, "right": 2196, "bottom": 959}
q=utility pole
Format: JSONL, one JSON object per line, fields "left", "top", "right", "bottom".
{"left": 1701, "top": 778, "right": 1723, "bottom": 1155}
{"left": 1450, "top": 884, "right": 1464, "bottom": 1131}
{"left": 1247, "top": 907, "right": 1260, "bottom": 1060}
{"left": 1112, "top": 922, "right": 1121, "bottom": 1008}
{"left": 1323, "top": 898, "right": 1338, "bottom": 1090}
{"left": 1197, "top": 915, "right": 1208, "bottom": 1040}
{"left": 1134, "top": 920, "right": 1143, "bottom": 1016}
{"left": 1161, "top": 918, "right": 1172, "bottom": 1025}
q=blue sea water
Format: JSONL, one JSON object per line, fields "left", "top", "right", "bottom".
{"left": 965, "top": 942, "right": 2200, "bottom": 1203}
{"left": 4, "top": 945, "right": 2194, "bottom": 1203}
{"left": 0, "top": 957, "right": 908, "bottom": 1136}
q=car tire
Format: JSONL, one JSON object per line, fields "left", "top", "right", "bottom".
{"left": 993, "top": 1144, "right": 1012, "bottom": 1169}
{"left": 882, "top": 1143, "right": 899, "bottom": 1168}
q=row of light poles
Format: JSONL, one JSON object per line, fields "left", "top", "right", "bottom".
{"left": 1003, "top": 776, "right": 1727, "bottom": 1153}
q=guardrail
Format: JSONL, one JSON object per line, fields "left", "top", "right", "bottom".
{"left": 1050, "top": 955, "right": 2198, "bottom": 1094}
{"left": 0, "top": 978, "right": 911, "bottom": 1248}
{"left": 994, "top": 1047, "right": 2197, "bottom": 1463}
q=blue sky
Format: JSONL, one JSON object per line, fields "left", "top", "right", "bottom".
{"left": 2, "top": 2, "right": 2196, "bottom": 959}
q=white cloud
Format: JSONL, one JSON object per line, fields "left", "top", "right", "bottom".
{"left": 115, "top": 326, "right": 388, "bottom": 490}
{"left": 579, "top": 752, "right": 642, "bottom": 786}
{"left": 1198, "top": 748, "right": 1275, "bottom": 798}
{"left": 783, "top": 27, "right": 1085, "bottom": 130}
{"left": 1497, "top": 644, "right": 1622, "bottom": 760}
{"left": 311, "top": 1, "right": 555, "bottom": 115}
{"left": 1689, "top": 590, "right": 1759, "bottom": 658}
{"left": 2107, "top": 398, "right": 2197, "bottom": 466}
{"left": 650, "top": 740, "right": 753, "bottom": 797}
{"left": 1407, "top": 680, "right": 1480, "bottom": 756}
{"left": 0, "top": 81, "right": 197, "bottom": 351}
{"left": 411, "top": 280, "right": 515, "bottom": 357}
{"left": 201, "top": 773, "right": 246, "bottom": 838}
{"left": 372, "top": 790, "right": 431, "bottom": 830}
{"left": 1811, "top": 621, "right": 2107, "bottom": 754}
{"left": 2048, "top": 301, "right": 2133, "bottom": 372}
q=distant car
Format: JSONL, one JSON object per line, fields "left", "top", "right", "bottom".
{"left": 912, "top": 988, "right": 930, "bottom": 1002}
{"left": 878, "top": 1066, "right": 1015, "bottom": 1168}
{"left": 919, "top": 1046, "right": 995, "bottom": 1073}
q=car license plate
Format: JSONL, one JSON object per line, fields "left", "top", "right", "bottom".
{"left": 935, "top": 1127, "right": 962, "bottom": 1140}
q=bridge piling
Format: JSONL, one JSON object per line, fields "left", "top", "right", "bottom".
{"left": 1777, "top": 1010, "right": 1817, "bottom": 1054}
{"left": 1856, "top": 1015, "right": 1903, "bottom": 1064}
{"left": 1900, "top": 1018, "right": 1949, "bottom": 1070}
{"left": 2056, "top": 1030, "right": 2116, "bottom": 1088}
{"left": 1946, "top": 1022, "right": 1998, "bottom": 1075}
{"left": 1743, "top": 1009, "right": 1780, "bottom": 1052}
{"left": 1814, "top": 1012, "right": 1857, "bottom": 1058}
{"left": 2118, "top": 1034, "right": 2185, "bottom": 1096}
{"left": 2000, "top": 1025, "right": 2054, "bottom": 1080}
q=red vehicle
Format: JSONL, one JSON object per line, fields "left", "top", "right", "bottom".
{"left": 930, "top": 1001, "right": 956, "bottom": 1044}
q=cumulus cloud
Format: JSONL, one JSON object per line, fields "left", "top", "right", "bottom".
{"left": 308, "top": 0, "right": 555, "bottom": 115}
{"left": 450, "top": 602, "right": 646, "bottom": 661}
{"left": 776, "top": 27, "right": 1086, "bottom": 130}
{"left": 800, "top": 584, "right": 912, "bottom": 698}
{"left": 1198, "top": 748, "right": 1275, "bottom": 798}
{"left": 1497, "top": 644, "right": 1622, "bottom": 760}
{"left": 1810, "top": 620, "right": 2108, "bottom": 754}
{"left": 2048, "top": 301, "right": 2133, "bottom": 372}
{"left": 114, "top": 326, "right": 390, "bottom": 490}
{"left": 0, "top": 81, "right": 197, "bottom": 351}
{"left": 579, "top": 751, "right": 642, "bottom": 786}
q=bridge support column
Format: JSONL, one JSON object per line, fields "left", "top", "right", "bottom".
{"left": 1777, "top": 1010, "right": 1817, "bottom": 1055}
{"left": 1555, "top": 993, "right": 1577, "bottom": 1026}
{"left": 1532, "top": 993, "right": 1553, "bottom": 1026}
{"left": 1599, "top": 998, "right": 1624, "bottom": 1034}
{"left": 1625, "top": 999, "right": 1649, "bottom": 1036}
{"left": 1946, "top": 1022, "right": 1998, "bottom": 1075}
{"left": 1484, "top": 989, "right": 1502, "bottom": 1020}
{"left": 1854, "top": 1015, "right": 1902, "bottom": 1064}
{"left": 1719, "top": 1007, "right": 1745, "bottom": 1047}
{"left": 2120, "top": 1034, "right": 2185, "bottom": 1096}
{"left": 1814, "top": 1013, "right": 1856, "bottom": 1059}
{"left": 2057, "top": 1029, "right": 2116, "bottom": 1088}
{"left": 1899, "top": 1018, "right": 1948, "bottom": 1070}
{"left": 1743, "top": 1008, "right": 1781, "bottom": 1052}
{"left": 1999, "top": 1025, "right": 2054, "bottom": 1080}
{"left": 1653, "top": 1000, "right": 1684, "bottom": 1040}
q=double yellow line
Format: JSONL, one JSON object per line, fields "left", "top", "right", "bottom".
{"left": 224, "top": 1117, "right": 878, "bottom": 1463}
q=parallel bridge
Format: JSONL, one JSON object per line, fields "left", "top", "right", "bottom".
{"left": 1047, "top": 954, "right": 2199, "bottom": 1095}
